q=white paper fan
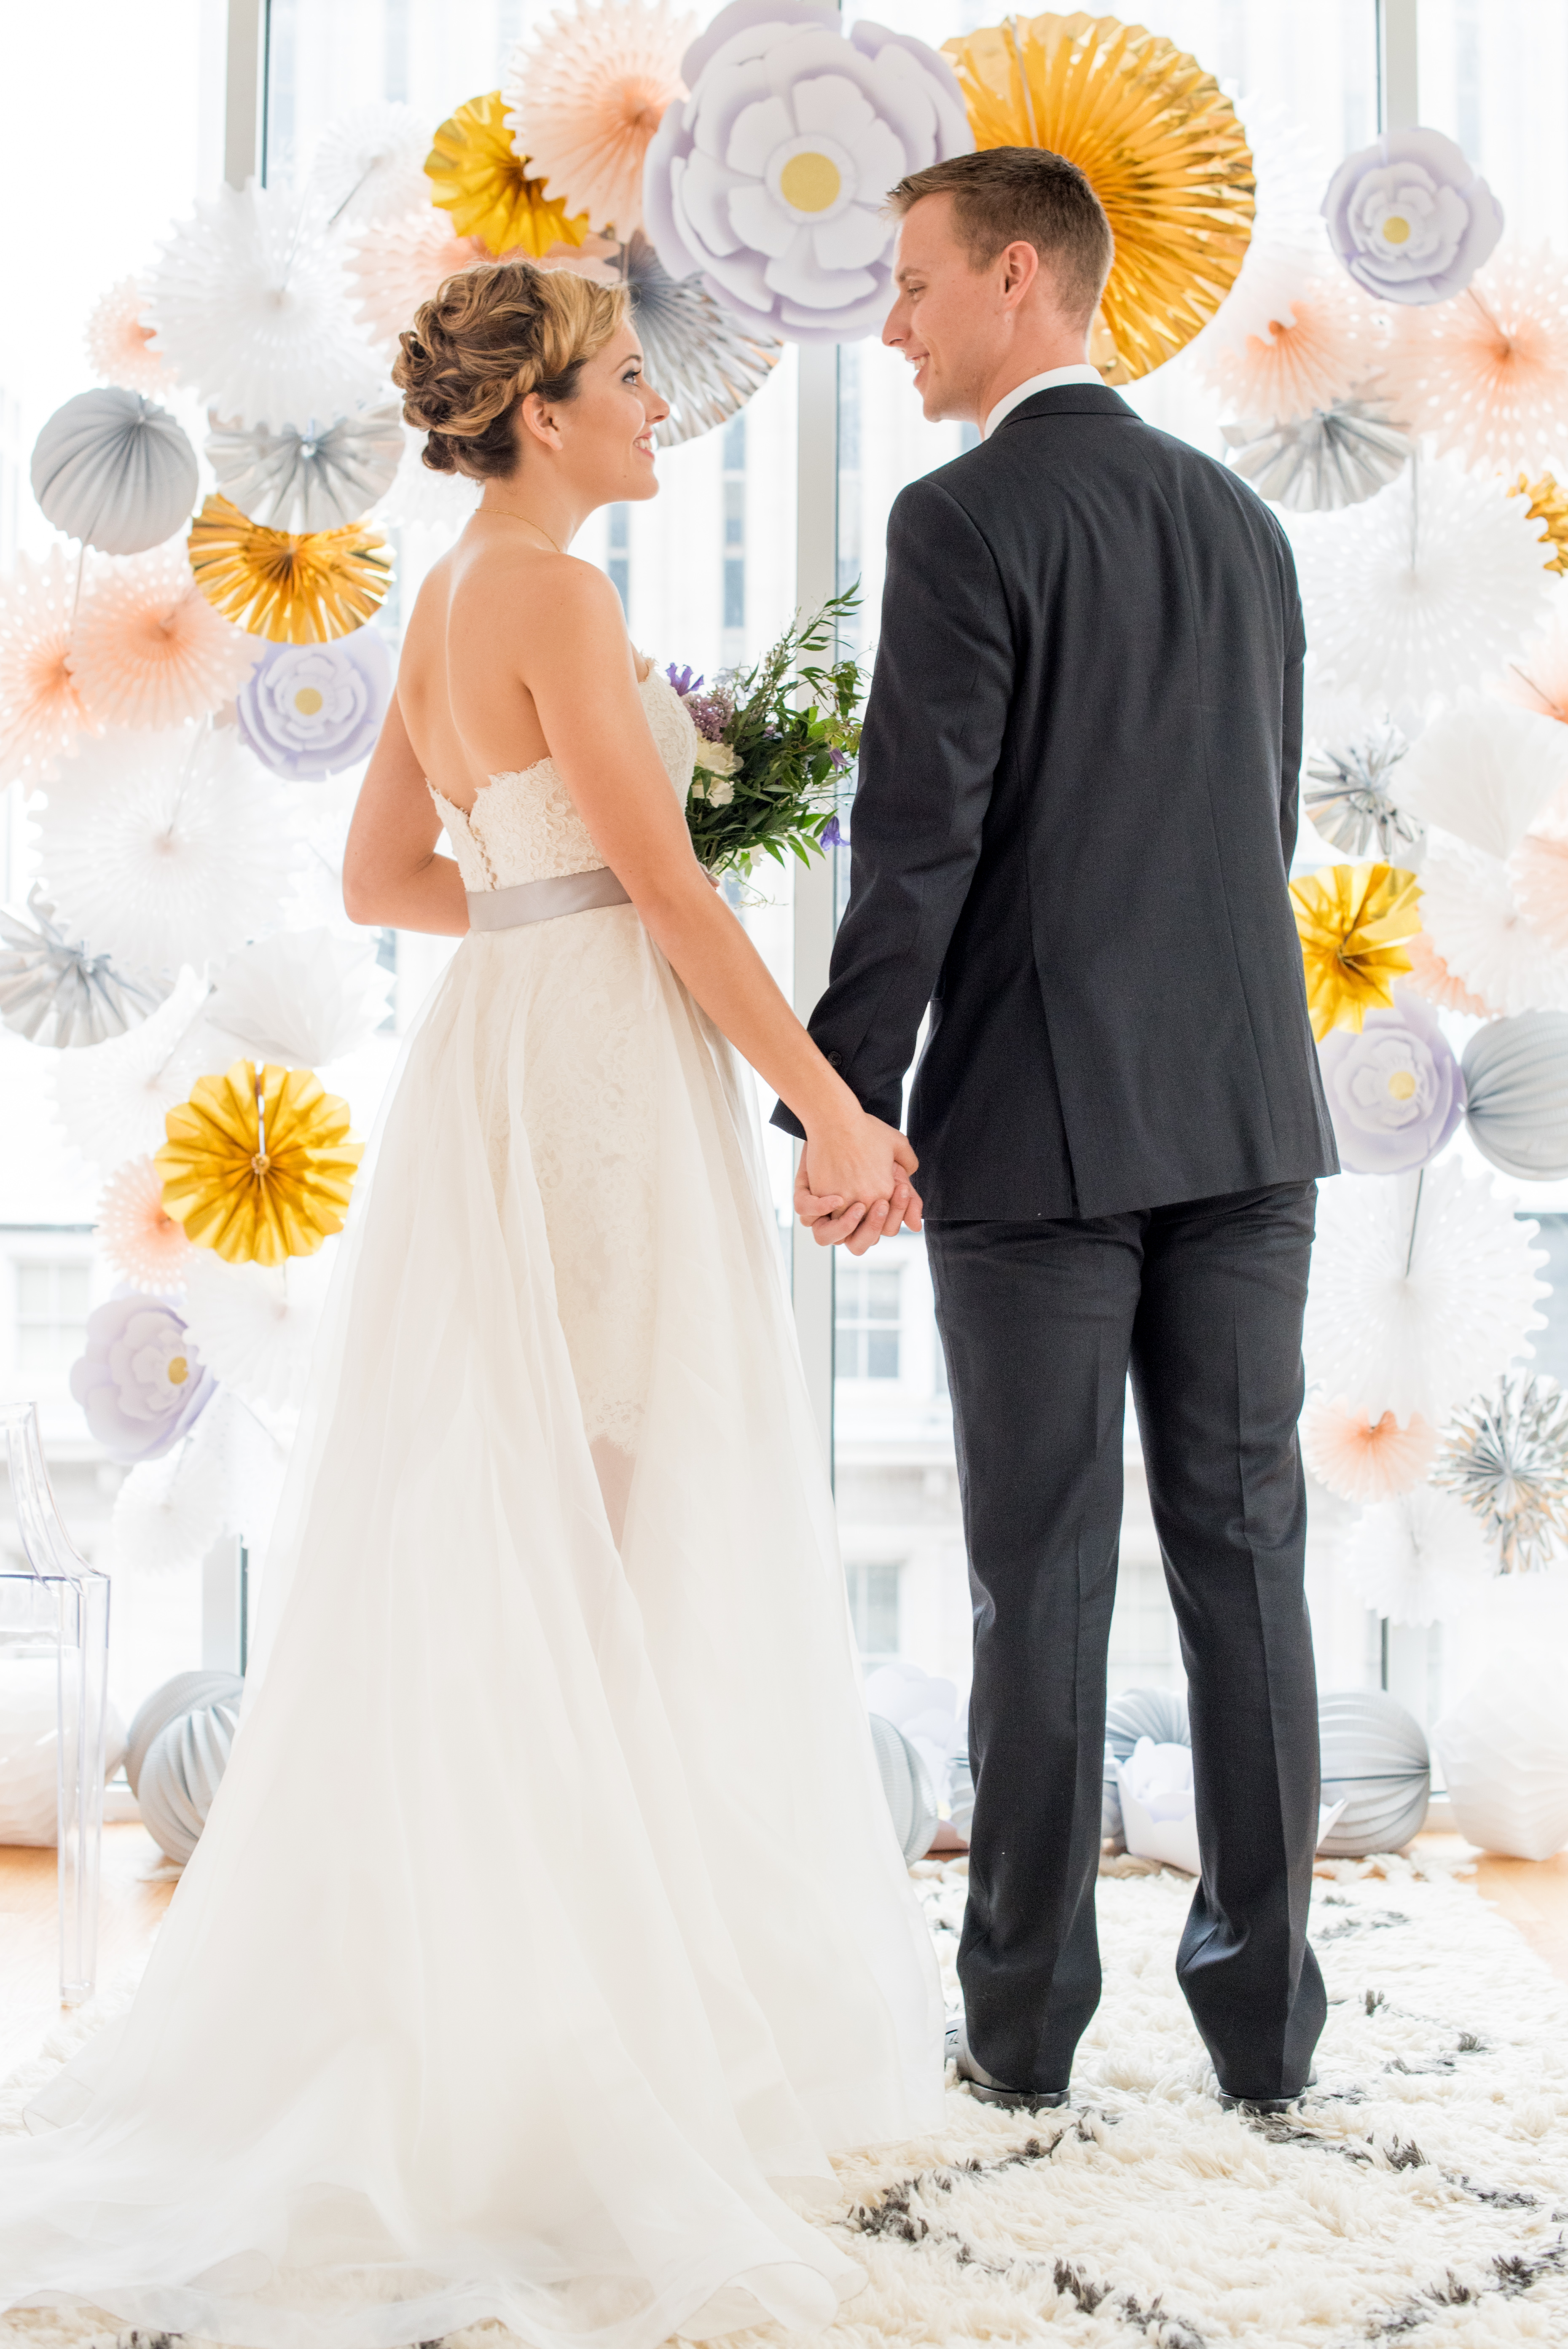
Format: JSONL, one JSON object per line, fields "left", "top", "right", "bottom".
{"left": 1304, "top": 1157, "right": 1547, "bottom": 1424}
{"left": 37, "top": 725, "right": 296, "bottom": 980}
{"left": 205, "top": 404, "right": 405, "bottom": 533}
{"left": 1291, "top": 449, "right": 1555, "bottom": 729}
{"left": 205, "top": 928, "right": 392, "bottom": 1065}
{"left": 308, "top": 102, "right": 433, "bottom": 231}
{"left": 1187, "top": 97, "right": 1332, "bottom": 360}
{"left": 181, "top": 1245, "right": 335, "bottom": 1416}
{"left": 1391, "top": 694, "right": 1568, "bottom": 860}
{"left": 1418, "top": 834, "right": 1568, "bottom": 1017}
{"left": 144, "top": 179, "right": 383, "bottom": 431}
{"left": 371, "top": 423, "right": 482, "bottom": 531}
{"left": 1340, "top": 1483, "right": 1495, "bottom": 1627}
{"left": 111, "top": 1420, "right": 229, "bottom": 1578}
{"left": 48, "top": 967, "right": 211, "bottom": 1168}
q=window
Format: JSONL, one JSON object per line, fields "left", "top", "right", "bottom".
{"left": 16, "top": 1261, "right": 91, "bottom": 1375}
{"left": 607, "top": 504, "right": 631, "bottom": 614}
{"left": 846, "top": 1559, "right": 902, "bottom": 1657}
{"left": 721, "top": 416, "right": 747, "bottom": 663}
{"left": 837, "top": 1265, "right": 902, "bottom": 1381}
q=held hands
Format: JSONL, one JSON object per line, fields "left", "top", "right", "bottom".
{"left": 795, "top": 1113, "right": 923, "bottom": 1255}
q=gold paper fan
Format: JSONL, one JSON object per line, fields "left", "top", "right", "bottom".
{"left": 1289, "top": 863, "right": 1423, "bottom": 1042}
{"left": 187, "top": 496, "right": 392, "bottom": 644}
{"left": 426, "top": 91, "right": 593, "bottom": 258}
{"left": 941, "top": 12, "right": 1254, "bottom": 383}
{"left": 156, "top": 1060, "right": 362, "bottom": 1267}
{"left": 1511, "top": 472, "right": 1568, "bottom": 576}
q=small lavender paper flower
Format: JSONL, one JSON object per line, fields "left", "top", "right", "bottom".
{"left": 1316, "top": 986, "right": 1465, "bottom": 1174}
{"left": 236, "top": 630, "right": 393, "bottom": 781}
{"left": 70, "top": 1295, "right": 215, "bottom": 1464}
{"left": 1322, "top": 127, "right": 1504, "bottom": 305}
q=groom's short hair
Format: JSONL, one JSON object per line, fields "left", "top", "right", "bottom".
{"left": 888, "top": 150, "right": 1114, "bottom": 328}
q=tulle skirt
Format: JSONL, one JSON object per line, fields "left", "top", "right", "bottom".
{"left": 0, "top": 904, "right": 945, "bottom": 2349}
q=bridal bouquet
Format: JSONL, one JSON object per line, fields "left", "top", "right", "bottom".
{"left": 671, "top": 590, "right": 866, "bottom": 878}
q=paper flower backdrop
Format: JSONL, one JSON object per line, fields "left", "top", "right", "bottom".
{"left": 1390, "top": 693, "right": 1568, "bottom": 862}
{"left": 1315, "top": 987, "right": 1463, "bottom": 1174}
{"left": 505, "top": 0, "right": 695, "bottom": 238}
{"left": 646, "top": 0, "right": 971, "bottom": 344}
{"left": 188, "top": 496, "right": 392, "bottom": 644}
{"left": 1222, "top": 395, "right": 1408, "bottom": 514}
{"left": 940, "top": 10, "right": 1253, "bottom": 381}
{"left": 1304, "top": 1157, "right": 1546, "bottom": 1424}
{"left": 97, "top": 1153, "right": 196, "bottom": 1291}
{"left": 1435, "top": 1373, "right": 1568, "bottom": 1575}
{"left": 31, "top": 389, "right": 199, "bottom": 558}
{"left": 235, "top": 631, "right": 392, "bottom": 779}
{"left": 1303, "top": 729, "right": 1422, "bottom": 862}
{"left": 346, "top": 210, "right": 489, "bottom": 354}
{"left": 1301, "top": 1394, "right": 1437, "bottom": 1504}
{"left": 1381, "top": 244, "right": 1568, "bottom": 475}
{"left": 1289, "top": 861, "right": 1422, "bottom": 1038}
{"left": 0, "top": 888, "right": 169, "bottom": 1050}
{"left": 206, "top": 929, "right": 392, "bottom": 1066}
{"left": 66, "top": 543, "right": 262, "bottom": 732}
{"left": 1340, "top": 1483, "right": 1492, "bottom": 1627}
{"left": 1418, "top": 836, "right": 1568, "bottom": 1020}
{"left": 181, "top": 1246, "right": 335, "bottom": 1417}
{"left": 145, "top": 180, "right": 382, "bottom": 430}
{"left": 427, "top": 91, "right": 593, "bottom": 258}
{"left": 308, "top": 101, "right": 433, "bottom": 230}
{"left": 205, "top": 404, "right": 404, "bottom": 533}
{"left": 0, "top": 547, "right": 102, "bottom": 787}
{"left": 48, "top": 968, "right": 211, "bottom": 1168}
{"left": 85, "top": 277, "right": 175, "bottom": 396}
{"left": 1461, "top": 1010, "right": 1568, "bottom": 1181}
{"left": 157, "top": 1060, "right": 362, "bottom": 1266}
{"left": 1322, "top": 126, "right": 1503, "bottom": 306}
{"left": 1402, "top": 929, "right": 1495, "bottom": 1017}
{"left": 69, "top": 1295, "right": 215, "bottom": 1464}
{"left": 38, "top": 725, "right": 295, "bottom": 978}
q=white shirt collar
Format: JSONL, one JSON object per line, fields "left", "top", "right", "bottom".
{"left": 981, "top": 365, "right": 1104, "bottom": 441}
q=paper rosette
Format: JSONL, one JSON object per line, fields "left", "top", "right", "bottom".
{"left": 308, "top": 102, "right": 433, "bottom": 231}
{"left": 188, "top": 495, "right": 392, "bottom": 644}
{"left": 0, "top": 545, "right": 105, "bottom": 787}
{"left": 1502, "top": 603, "right": 1568, "bottom": 728}
{"left": 205, "top": 405, "right": 404, "bottom": 534}
{"left": 85, "top": 277, "right": 175, "bottom": 396}
{"left": 1188, "top": 94, "right": 1331, "bottom": 360}
{"left": 1288, "top": 861, "right": 1422, "bottom": 1039}
{"left": 1314, "top": 986, "right": 1463, "bottom": 1175}
{"left": 1199, "top": 264, "right": 1380, "bottom": 427}
{"left": 0, "top": 886, "right": 170, "bottom": 1050}
{"left": 1418, "top": 836, "right": 1568, "bottom": 1020}
{"left": 180, "top": 1245, "right": 335, "bottom": 1417}
{"left": 205, "top": 929, "right": 392, "bottom": 1066}
{"left": 505, "top": 0, "right": 695, "bottom": 238}
{"left": 1391, "top": 693, "right": 1568, "bottom": 862}
{"left": 31, "top": 389, "right": 199, "bottom": 558}
{"left": 157, "top": 1060, "right": 362, "bottom": 1267}
{"left": 65, "top": 542, "right": 262, "bottom": 732}
{"left": 612, "top": 230, "right": 781, "bottom": 444}
{"left": 1303, "top": 730, "right": 1423, "bottom": 864}
{"left": 372, "top": 423, "right": 483, "bottom": 530}
{"left": 1381, "top": 244, "right": 1568, "bottom": 475}
{"left": 426, "top": 91, "right": 593, "bottom": 258}
{"left": 1402, "top": 929, "right": 1496, "bottom": 1019}
{"left": 1340, "top": 1484, "right": 1492, "bottom": 1627}
{"left": 96, "top": 1153, "right": 196, "bottom": 1291}
{"left": 1511, "top": 472, "right": 1568, "bottom": 576}
{"left": 1222, "top": 394, "right": 1408, "bottom": 514}
{"left": 1322, "top": 126, "right": 1504, "bottom": 307}
{"left": 1301, "top": 1395, "right": 1436, "bottom": 1505}
{"left": 47, "top": 968, "right": 210, "bottom": 1168}
{"left": 1435, "top": 1374, "right": 1568, "bottom": 1577}
{"left": 346, "top": 212, "right": 490, "bottom": 355}
{"left": 940, "top": 11, "right": 1254, "bottom": 382}
{"left": 1461, "top": 1011, "right": 1568, "bottom": 1182}
{"left": 235, "top": 632, "right": 393, "bottom": 779}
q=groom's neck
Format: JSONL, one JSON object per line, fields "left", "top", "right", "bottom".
{"left": 969, "top": 330, "right": 1092, "bottom": 430}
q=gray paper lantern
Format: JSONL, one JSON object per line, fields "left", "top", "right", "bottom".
{"left": 0, "top": 887, "right": 170, "bottom": 1048}
{"left": 1103, "top": 1686, "right": 1189, "bottom": 1843}
{"left": 206, "top": 403, "right": 404, "bottom": 532}
{"left": 869, "top": 1711, "right": 940, "bottom": 1863}
{"left": 1461, "top": 1011, "right": 1568, "bottom": 1181}
{"left": 31, "top": 388, "right": 199, "bottom": 555}
{"left": 126, "top": 1667, "right": 244, "bottom": 1866}
{"left": 1318, "top": 1689, "right": 1430, "bottom": 1855}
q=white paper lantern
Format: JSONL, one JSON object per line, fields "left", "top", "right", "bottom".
{"left": 1318, "top": 1689, "right": 1431, "bottom": 1855}
{"left": 1434, "top": 1653, "right": 1568, "bottom": 1859}
{"left": 0, "top": 1658, "right": 127, "bottom": 1847}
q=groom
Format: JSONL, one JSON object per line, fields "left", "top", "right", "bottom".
{"left": 775, "top": 148, "right": 1339, "bottom": 2110}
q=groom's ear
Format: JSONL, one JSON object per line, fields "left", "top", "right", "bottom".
{"left": 997, "top": 240, "right": 1042, "bottom": 310}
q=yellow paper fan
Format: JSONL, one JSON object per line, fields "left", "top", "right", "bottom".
{"left": 941, "top": 11, "right": 1254, "bottom": 383}
{"left": 1511, "top": 471, "right": 1568, "bottom": 577}
{"left": 1289, "top": 862, "right": 1423, "bottom": 1041}
{"left": 187, "top": 495, "right": 391, "bottom": 645}
{"left": 425, "top": 91, "right": 593, "bottom": 258}
{"left": 156, "top": 1060, "right": 362, "bottom": 1267}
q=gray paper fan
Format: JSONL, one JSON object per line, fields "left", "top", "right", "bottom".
{"left": 0, "top": 886, "right": 171, "bottom": 1048}
{"left": 31, "top": 386, "right": 199, "bottom": 554}
{"left": 1223, "top": 392, "right": 1410, "bottom": 514}
{"left": 206, "top": 403, "right": 405, "bottom": 532}
{"left": 616, "top": 233, "right": 782, "bottom": 448}
{"left": 128, "top": 1668, "right": 245, "bottom": 1866}
{"left": 1305, "top": 728, "right": 1425, "bottom": 863}
{"left": 1318, "top": 1689, "right": 1430, "bottom": 1855}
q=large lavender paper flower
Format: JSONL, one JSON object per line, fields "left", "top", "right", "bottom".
{"left": 70, "top": 1295, "right": 215, "bottom": 1464}
{"left": 1316, "top": 985, "right": 1465, "bottom": 1174}
{"left": 1322, "top": 127, "right": 1503, "bottom": 306}
{"left": 235, "top": 629, "right": 393, "bottom": 781}
{"left": 643, "top": 0, "right": 971, "bottom": 344}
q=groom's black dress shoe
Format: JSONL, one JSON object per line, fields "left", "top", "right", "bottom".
{"left": 1217, "top": 2068, "right": 1318, "bottom": 2115}
{"left": 946, "top": 2019, "right": 1069, "bottom": 2111}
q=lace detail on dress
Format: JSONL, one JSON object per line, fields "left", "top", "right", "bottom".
{"left": 429, "top": 666, "right": 695, "bottom": 891}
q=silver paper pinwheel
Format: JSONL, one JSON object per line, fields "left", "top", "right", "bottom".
{"left": 613, "top": 234, "right": 782, "bottom": 449}
{"left": 1222, "top": 392, "right": 1410, "bottom": 514}
{"left": 205, "top": 403, "right": 404, "bottom": 532}
{"left": 1304, "top": 727, "right": 1426, "bottom": 863}
{"left": 0, "top": 886, "right": 172, "bottom": 1049}
{"left": 1434, "top": 1373, "right": 1568, "bottom": 1576}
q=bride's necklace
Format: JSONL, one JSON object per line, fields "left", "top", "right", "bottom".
{"left": 481, "top": 505, "right": 565, "bottom": 556}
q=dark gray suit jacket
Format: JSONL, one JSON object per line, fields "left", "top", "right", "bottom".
{"left": 772, "top": 382, "right": 1338, "bottom": 1219}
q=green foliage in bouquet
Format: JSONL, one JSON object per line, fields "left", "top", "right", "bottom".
{"left": 674, "top": 588, "right": 865, "bottom": 878}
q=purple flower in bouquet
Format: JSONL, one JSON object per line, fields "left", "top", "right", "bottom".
{"left": 666, "top": 663, "right": 703, "bottom": 697}
{"left": 69, "top": 1295, "right": 215, "bottom": 1464}
{"left": 1322, "top": 127, "right": 1504, "bottom": 305}
{"left": 236, "top": 630, "right": 393, "bottom": 781}
{"left": 1316, "top": 985, "right": 1465, "bottom": 1174}
{"left": 821, "top": 814, "right": 844, "bottom": 848}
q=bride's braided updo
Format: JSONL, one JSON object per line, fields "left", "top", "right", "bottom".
{"left": 392, "top": 261, "right": 631, "bottom": 481}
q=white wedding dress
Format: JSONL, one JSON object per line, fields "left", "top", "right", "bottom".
{"left": 0, "top": 666, "right": 945, "bottom": 2348}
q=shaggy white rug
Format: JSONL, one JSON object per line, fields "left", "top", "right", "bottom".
{"left": 3, "top": 1858, "right": 1567, "bottom": 2349}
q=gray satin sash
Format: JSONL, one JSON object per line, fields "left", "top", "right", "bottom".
{"left": 466, "top": 866, "right": 631, "bottom": 932}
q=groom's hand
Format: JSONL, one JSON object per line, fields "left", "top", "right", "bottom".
{"left": 794, "top": 1148, "right": 924, "bottom": 1255}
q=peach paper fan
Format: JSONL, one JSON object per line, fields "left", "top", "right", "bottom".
{"left": 503, "top": 0, "right": 694, "bottom": 239}
{"left": 1381, "top": 243, "right": 1568, "bottom": 476}
{"left": 0, "top": 547, "right": 104, "bottom": 787}
{"left": 1402, "top": 929, "right": 1498, "bottom": 1018}
{"left": 85, "top": 277, "right": 176, "bottom": 396}
{"left": 1511, "top": 829, "right": 1568, "bottom": 955}
{"left": 67, "top": 544, "right": 262, "bottom": 730}
{"left": 346, "top": 209, "right": 490, "bottom": 354}
{"left": 1197, "top": 263, "right": 1381, "bottom": 425}
{"left": 1501, "top": 601, "right": 1568, "bottom": 726}
{"left": 97, "top": 1153, "right": 196, "bottom": 1291}
{"left": 1301, "top": 1396, "right": 1437, "bottom": 1504}
{"left": 1418, "top": 835, "right": 1568, "bottom": 1018}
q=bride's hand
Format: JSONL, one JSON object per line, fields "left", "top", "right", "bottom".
{"left": 796, "top": 1117, "right": 922, "bottom": 1254}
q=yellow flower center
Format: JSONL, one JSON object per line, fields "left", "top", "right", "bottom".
{"left": 167, "top": 1355, "right": 188, "bottom": 1385}
{"left": 1381, "top": 213, "right": 1411, "bottom": 244}
{"left": 293, "top": 685, "right": 325, "bottom": 716}
{"left": 780, "top": 152, "right": 842, "bottom": 213}
{"left": 1386, "top": 1068, "right": 1417, "bottom": 1101}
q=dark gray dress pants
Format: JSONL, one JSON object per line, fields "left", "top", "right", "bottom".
{"left": 926, "top": 1181, "right": 1325, "bottom": 2102}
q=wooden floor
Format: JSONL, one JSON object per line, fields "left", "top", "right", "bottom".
{"left": 3, "top": 1825, "right": 1568, "bottom": 2085}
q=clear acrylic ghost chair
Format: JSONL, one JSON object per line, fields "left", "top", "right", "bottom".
{"left": 1, "top": 1402, "right": 111, "bottom": 2005}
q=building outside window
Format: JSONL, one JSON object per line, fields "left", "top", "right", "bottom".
{"left": 836, "top": 1264, "right": 902, "bottom": 1382}
{"left": 15, "top": 1261, "right": 91, "bottom": 1377}
{"left": 720, "top": 416, "right": 746, "bottom": 666}
{"left": 606, "top": 504, "right": 631, "bottom": 613}
{"left": 845, "top": 1558, "right": 902, "bottom": 1659}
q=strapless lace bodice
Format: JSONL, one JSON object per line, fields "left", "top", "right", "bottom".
{"left": 429, "top": 666, "right": 696, "bottom": 892}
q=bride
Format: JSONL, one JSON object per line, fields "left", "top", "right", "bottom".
{"left": 0, "top": 261, "right": 945, "bottom": 2347}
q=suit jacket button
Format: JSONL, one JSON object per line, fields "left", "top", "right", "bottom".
{"left": 827, "top": 1050, "right": 843, "bottom": 1068}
